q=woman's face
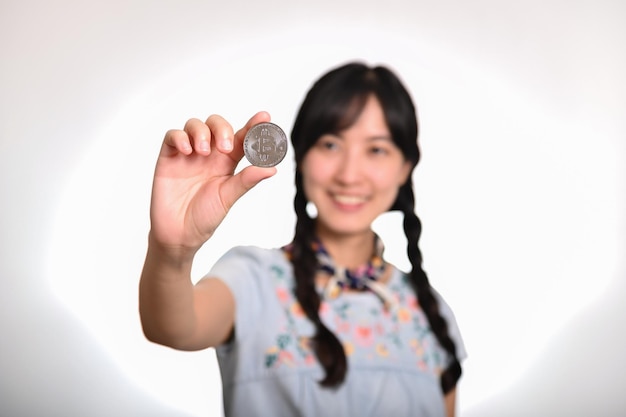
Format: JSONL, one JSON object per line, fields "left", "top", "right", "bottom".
{"left": 301, "top": 95, "right": 412, "bottom": 238}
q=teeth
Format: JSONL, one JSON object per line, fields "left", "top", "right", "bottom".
{"left": 334, "top": 195, "right": 366, "bottom": 205}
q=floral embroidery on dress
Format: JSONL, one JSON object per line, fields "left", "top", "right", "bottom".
{"left": 264, "top": 335, "right": 295, "bottom": 368}
{"left": 354, "top": 325, "right": 374, "bottom": 347}
{"left": 264, "top": 259, "right": 451, "bottom": 375}
{"left": 264, "top": 333, "right": 315, "bottom": 369}
{"left": 375, "top": 342, "right": 390, "bottom": 357}
{"left": 263, "top": 263, "right": 316, "bottom": 370}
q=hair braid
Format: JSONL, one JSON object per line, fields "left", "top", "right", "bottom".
{"left": 398, "top": 182, "right": 462, "bottom": 393}
{"left": 291, "top": 171, "right": 347, "bottom": 387}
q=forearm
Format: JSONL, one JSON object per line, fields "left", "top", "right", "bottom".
{"left": 445, "top": 388, "right": 457, "bottom": 417}
{"left": 139, "top": 233, "right": 199, "bottom": 348}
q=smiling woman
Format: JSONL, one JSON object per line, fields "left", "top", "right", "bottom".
{"left": 22, "top": 2, "right": 625, "bottom": 416}
{"left": 138, "top": 62, "right": 465, "bottom": 417}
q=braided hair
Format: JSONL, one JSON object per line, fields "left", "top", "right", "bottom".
{"left": 289, "top": 62, "right": 461, "bottom": 392}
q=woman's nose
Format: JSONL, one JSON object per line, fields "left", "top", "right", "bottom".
{"left": 334, "top": 151, "right": 362, "bottom": 184}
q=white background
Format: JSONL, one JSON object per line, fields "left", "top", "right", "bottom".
{"left": 1, "top": 0, "right": 625, "bottom": 416}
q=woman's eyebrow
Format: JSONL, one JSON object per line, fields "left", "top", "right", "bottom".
{"left": 367, "top": 135, "right": 393, "bottom": 142}
{"left": 331, "top": 134, "right": 393, "bottom": 142}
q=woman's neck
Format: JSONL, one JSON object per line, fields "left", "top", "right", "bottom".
{"left": 315, "top": 228, "right": 375, "bottom": 269}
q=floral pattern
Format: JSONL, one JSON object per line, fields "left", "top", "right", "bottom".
{"left": 263, "top": 262, "right": 449, "bottom": 376}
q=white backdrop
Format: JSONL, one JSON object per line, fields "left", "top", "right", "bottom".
{"left": 1, "top": 0, "right": 625, "bottom": 416}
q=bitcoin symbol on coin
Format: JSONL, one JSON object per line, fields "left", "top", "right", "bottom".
{"left": 243, "top": 122, "right": 288, "bottom": 167}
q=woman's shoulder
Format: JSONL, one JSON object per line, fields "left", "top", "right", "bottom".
{"left": 208, "top": 245, "right": 292, "bottom": 290}
{"left": 214, "top": 245, "right": 288, "bottom": 266}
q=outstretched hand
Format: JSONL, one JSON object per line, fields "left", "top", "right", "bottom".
{"left": 149, "top": 111, "right": 277, "bottom": 253}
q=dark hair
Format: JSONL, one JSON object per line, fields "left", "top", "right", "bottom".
{"left": 289, "top": 62, "right": 462, "bottom": 393}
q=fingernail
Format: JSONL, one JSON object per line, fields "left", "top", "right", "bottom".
{"left": 200, "top": 140, "right": 210, "bottom": 151}
{"left": 222, "top": 139, "right": 232, "bottom": 151}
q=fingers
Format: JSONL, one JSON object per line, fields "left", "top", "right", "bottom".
{"left": 229, "top": 111, "right": 272, "bottom": 161}
{"left": 162, "top": 112, "right": 270, "bottom": 160}
{"left": 162, "top": 128, "right": 194, "bottom": 156}
{"left": 220, "top": 165, "right": 277, "bottom": 211}
{"left": 184, "top": 118, "right": 215, "bottom": 155}
{"left": 205, "top": 115, "right": 235, "bottom": 153}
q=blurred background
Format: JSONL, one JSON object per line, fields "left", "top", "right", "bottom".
{"left": 1, "top": 0, "right": 624, "bottom": 416}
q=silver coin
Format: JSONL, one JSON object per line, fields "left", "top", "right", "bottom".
{"left": 243, "top": 122, "right": 288, "bottom": 167}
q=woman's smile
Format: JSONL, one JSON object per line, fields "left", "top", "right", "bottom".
{"left": 331, "top": 193, "right": 368, "bottom": 209}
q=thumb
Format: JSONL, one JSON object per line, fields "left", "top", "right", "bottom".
{"left": 220, "top": 166, "right": 277, "bottom": 211}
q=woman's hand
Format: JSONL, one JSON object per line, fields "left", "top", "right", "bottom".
{"left": 148, "top": 111, "right": 277, "bottom": 254}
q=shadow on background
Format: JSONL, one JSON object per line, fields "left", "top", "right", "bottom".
{"left": 464, "top": 265, "right": 626, "bottom": 417}
{"left": 0, "top": 281, "right": 191, "bottom": 417}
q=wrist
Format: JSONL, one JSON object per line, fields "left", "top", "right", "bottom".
{"left": 146, "top": 231, "right": 199, "bottom": 270}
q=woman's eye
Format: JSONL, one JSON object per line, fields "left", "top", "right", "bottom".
{"left": 370, "top": 146, "right": 388, "bottom": 155}
{"left": 318, "top": 140, "right": 338, "bottom": 150}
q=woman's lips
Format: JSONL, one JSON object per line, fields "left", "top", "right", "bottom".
{"left": 333, "top": 194, "right": 367, "bottom": 204}
{"left": 330, "top": 193, "right": 368, "bottom": 211}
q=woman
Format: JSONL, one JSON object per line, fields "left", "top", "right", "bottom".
{"left": 140, "top": 62, "right": 465, "bottom": 416}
